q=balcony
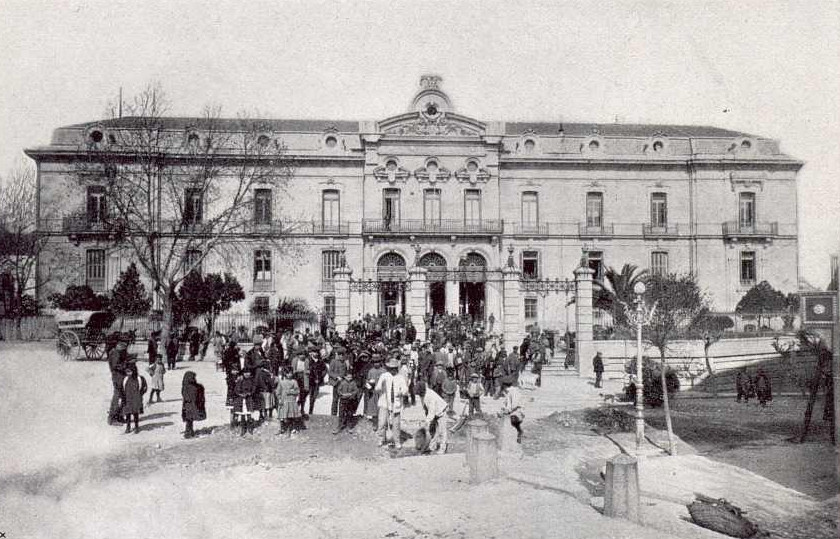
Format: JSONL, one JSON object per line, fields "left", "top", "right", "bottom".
{"left": 242, "top": 220, "right": 353, "bottom": 236}
{"left": 505, "top": 222, "right": 550, "bottom": 236}
{"left": 578, "top": 222, "right": 614, "bottom": 237}
{"left": 59, "top": 214, "right": 124, "bottom": 242}
{"left": 722, "top": 221, "right": 778, "bottom": 239}
{"left": 643, "top": 223, "right": 681, "bottom": 237}
{"left": 362, "top": 219, "right": 502, "bottom": 236}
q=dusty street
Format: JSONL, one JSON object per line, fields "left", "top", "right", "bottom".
{"left": 1, "top": 342, "right": 836, "bottom": 539}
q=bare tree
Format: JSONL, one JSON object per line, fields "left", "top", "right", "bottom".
{"left": 73, "top": 83, "right": 299, "bottom": 349}
{"left": 0, "top": 162, "right": 50, "bottom": 337}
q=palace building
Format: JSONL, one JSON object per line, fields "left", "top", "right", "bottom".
{"left": 27, "top": 75, "right": 801, "bottom": 340}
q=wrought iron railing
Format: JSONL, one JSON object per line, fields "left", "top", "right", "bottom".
{"left": 722, "top": 221, "right": 778, "bottom": 237}
{"left": 578, "top": 222, "right": 614, "bottom": 236}
{"left": 362, "top": 219, "right": 502, "bottom": 235}
{"left": 642, "top": 223, "right": 681, "bottom": 237}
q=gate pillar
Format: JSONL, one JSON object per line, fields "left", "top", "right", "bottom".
{"left": 574, "top": 265, "right": 595, "bottom": 378}
{"left": 408, "top": 267, "right": 428, "bottom": 342}
{"left": 502, "top": 266, "right": 522, "bottom": 344}
{"left": 333, "top": 267, "right": 352, "bottom": 336}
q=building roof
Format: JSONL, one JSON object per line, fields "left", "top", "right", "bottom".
{"left": 65, "top": 116, "right": 362, "bottom": 134}
{"left": 64, "top": 116, "right": 755, "bottom": 139}
{"left": 504, "top": 121, "right": 754, "bottom": 138}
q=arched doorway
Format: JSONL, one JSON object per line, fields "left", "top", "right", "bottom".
{"left": 419, "top": 252, "right": 447, "bottom": 316}
{"left": 377, "top": 252, "right": 406, "bottom": 317}
{"left": 459, "top": 252, "right": 486, "bottom": 321}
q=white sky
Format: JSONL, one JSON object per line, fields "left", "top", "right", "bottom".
{"left": 1, "top": 0, "right": 838, "bottom": 287}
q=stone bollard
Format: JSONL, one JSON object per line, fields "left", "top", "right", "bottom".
{"left": 468, "top": 431, "right": 498, "bottom": 484}
{"left": 603, "top": 453, "right": 641, "bottom": 523}
{"left": 466, "top": 419, "right": 490, "bottom": 464}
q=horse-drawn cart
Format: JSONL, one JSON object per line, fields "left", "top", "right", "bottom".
{"left": 55, "top": 310, "right": 117, "bottom": 361}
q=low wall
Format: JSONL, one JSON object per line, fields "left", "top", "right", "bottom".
{"left": 592, "top": 335, "right": 818, "bottom": 394}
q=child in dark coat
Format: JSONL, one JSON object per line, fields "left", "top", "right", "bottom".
{"left": 333, "top": 372, "right": 360, "bottom": 434}
{"left": 181, "top": 370, "right": 206, "bottom": 438}
{"left": 122, "top": 362, "right": 148, "bottom": 434}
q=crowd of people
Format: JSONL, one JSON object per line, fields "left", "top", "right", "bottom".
{"left": 106, "top": 312, "right": 554, "bottom": 451}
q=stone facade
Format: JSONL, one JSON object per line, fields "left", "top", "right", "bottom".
{"left": 26, "top": 75, "right": 801, "bottom": 345}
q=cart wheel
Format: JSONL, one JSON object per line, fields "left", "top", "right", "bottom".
{"left": 85, "top": 342, "right": 108, "bottom": 361}
{"left": 57, "top": 331, "right": 80, "bottom": 361}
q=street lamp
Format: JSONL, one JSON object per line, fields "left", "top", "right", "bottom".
{"left": 624, "top": 281, "right": 656, "bottom": 452}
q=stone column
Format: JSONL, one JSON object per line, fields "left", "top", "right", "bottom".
{"left": 574, "top": 265, "right": 595, "bottom": 379}
{"left": 502, "top": 267, "right": 522, "bottom": 345}
{"left": 446, "top": 280, "right": 459, "bottom": 315}
{"left": 333, "top": 267, "right": 352, "bottom": 336}
{"left": 408, "top": 267, "right": 428, "bottom": 342}
{"left": 604, "top": 453, "right": 641, "bottom": 523}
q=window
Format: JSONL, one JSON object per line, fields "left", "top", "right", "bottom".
{"left": 322, "top": 189, "right": 340, "bottom": 231}
{"left": 586, "top": 192, "right": 603, "bottom": 228}
{"left": 183, "top": 188, "right": 203, "bottom": 225}
{"left": 254, "top": 250, "right": 272, "bottom": 284}
{"left": 254, "top": 189, "right": 272, "bottom": 225}
{"left": 464, "top": 189, "right": 482, "bottom": 225}
{"left": 324, "top": 296, "right": 336, "bottom": 320}
{"left": 650, "top": 192, "right": 667, "bottom": 228}
{"left": 522, "top": 192, "right": 539, "bottom": 230}
{"left": 739, "top": 192, "right": 755, "bottom": 229}
{"left": 423, "top": 189, "right": 441, "bottom": 227}
{"left": 587, "top": 251, "right": 604, "bottom": 282}
{"left": 86, "top": 186, "right": 107, "bottom": 225}
{"left": 86, "top": 249, "right": 106, "bottom": 292}
{"left": 740, "top": 251, "right": 756, "bottom": 284}
{"left": 524, "top": 297, "right": 538, "bottom": 319}
{"left": 651, "top": 251, "right": 668, "bottom": 277}
{"left": 522, "top": 251, "right": 539, "bottom": 280}
{"left": 383, "top": 188, "right": 401, "bottom": 230}
{"left": 322, "top": 250, "right": 341, "bottom": 284}
{"left": 253, "top": 296, "right": 270, "bottom": 315}
{"left": 184, "top": 249, "right": 202, "bottom": 276}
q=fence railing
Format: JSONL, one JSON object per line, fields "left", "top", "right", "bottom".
{"left": 362, "top": 219, "right": 503, "bottom": 235}
{"left": 0, "top": 316, "right": 58, "bottom": 341}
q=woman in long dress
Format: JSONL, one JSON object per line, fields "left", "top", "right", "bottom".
{"left": 275, "top": 367, "right": 302, "bottom": 435}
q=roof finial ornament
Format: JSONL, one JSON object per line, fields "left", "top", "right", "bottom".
{"left": 420, "top": 74, "right": 442, "bottom": 90}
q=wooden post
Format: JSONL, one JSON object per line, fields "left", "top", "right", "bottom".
{"left": 468, "top": 431, "right": 498, "bottom": 484}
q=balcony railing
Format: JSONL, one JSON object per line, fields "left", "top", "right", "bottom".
{"left": 578, "top": 222, "right": 614, "bottom": 236}
{"left": 643, "top": 223, "right": 681, "bottom": 237}
{"left": 505, "top": 222, "right": 550, "bottom": 235}
{"left": 362, "top": 219, "right": 502, "bottom": 235}
{"left": 722, "top": 221, "right": 778, "bottom": 238}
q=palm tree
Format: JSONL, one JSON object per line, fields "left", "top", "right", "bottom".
{"left": 593, "top": 264, "right": 649, "bottom": 328}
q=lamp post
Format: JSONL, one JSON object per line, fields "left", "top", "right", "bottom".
{"left": 624, "top": 281, "right": 656, "bottom": 452}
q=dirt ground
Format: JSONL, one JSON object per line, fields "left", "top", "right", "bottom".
{"left": 1, "top": 341, "right": 837, "bottom": 539}
{"left": 642, "top": 395, "right": 838, "bottom": 500}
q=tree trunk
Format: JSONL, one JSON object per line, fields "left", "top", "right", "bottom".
{"left": 660, "top": 350, "right": 677, "bottom": 455}
{"left": 704, "top": 346, "right": 717, "bottom": 397}
{"left": 800, "top": 351, "right": 829, "bottom": 443}
{"left": 158, "top": 290, "right": 174, "bottom": 362}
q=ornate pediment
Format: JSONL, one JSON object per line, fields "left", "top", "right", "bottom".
{"left": 373, "top": 161, "right": 410, "bottom": 184}
{"left": 415, "top": 159, "right": 451, "bottom": 184}
{"left": 455, "top": 161, "right": 490, "bottom": 185}
{"left": 380, "top": 112, "right": 484, "bottom": 137}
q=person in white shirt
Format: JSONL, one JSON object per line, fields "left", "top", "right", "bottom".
{"left": 376, "top": 357, "right": 408, "bottom": 449}
{"left": 416, "top": 380, "right": 449, "bottom": 455}
{"left": 498, "top": 380, "right": 524, "bottom": 443}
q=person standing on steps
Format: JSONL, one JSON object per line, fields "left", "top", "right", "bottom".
{"left": 593, "top": 352, "right": 604, "bottom": 388}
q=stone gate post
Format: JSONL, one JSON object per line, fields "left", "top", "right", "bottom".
{"left": 408, "top": 267, "right": 428, "bottom": 342}
{"left": 333, "top": 267, "right": 352, "bottom": 336}
{"left": 502, "top": 266, "right": 522, "bottom": 344}
{"left": 574, "top": 265, "right": 595, "bottom": 378}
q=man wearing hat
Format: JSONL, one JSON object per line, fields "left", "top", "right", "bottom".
{"left": 332, "top": 372, "right": 360, "bottom": 434}
{"left": 243, "top": 333, "right": 265, "bottom": 374}
{"left": 466, "top": 372, "right": 484, "bottom": 416}
{"left": 328, "top": 346, "right": 348, "bottom": 416}
{"left": 375, "top": 356, "right": 408, "bottom": 449}
{"left": 416, "top": 380, "right": 449, "bottom": 455}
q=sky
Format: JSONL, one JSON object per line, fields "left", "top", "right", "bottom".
{"left": 1, "top": 0, "right": 838, "bottom": 287}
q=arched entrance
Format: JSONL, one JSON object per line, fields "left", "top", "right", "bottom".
{"left": 377, "top": 252, "right": 406, "bottom": 317}
{"left": 459, "top": 252, "right": 486, "bottom": 321}
{"left": 419, "top": 252, "right": 447, "bottom": 316}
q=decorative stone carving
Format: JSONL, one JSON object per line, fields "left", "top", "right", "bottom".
{"left": 415, "top": 159, "right": 451, "bottom": 184}
{"left": 384, "top": 113, "right": 480, "bottom": 137}
{"left": 373, "top": 160, "right": 410, "bottom": 184}
{"left": 455, "top": 161, "right": 490, "bottom": 185}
